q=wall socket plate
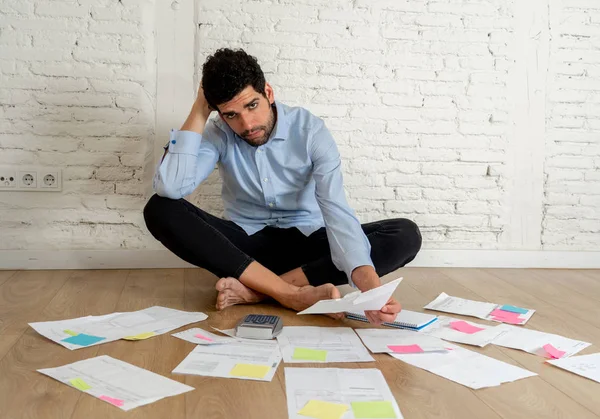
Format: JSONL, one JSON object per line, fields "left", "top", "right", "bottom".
{"left": 0, "top": 166, "right": 62, "bottom": 192}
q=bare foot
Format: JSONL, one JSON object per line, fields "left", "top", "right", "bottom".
{"left": 280, "top": 283, "right": 344, "bottom": 320}
{"left": 215, "top": 277, "right": 265, "bottom": 310}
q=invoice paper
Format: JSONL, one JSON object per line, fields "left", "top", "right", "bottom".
{"left": 547, "top": 353, "right": 600, "bottom": 384}
{"left": 172, "top": 328, "right": 236, "bottom": 345}
{"left": 285, "top": 368, "right": 404, "bottom": 419}
{"left": 354, "top": 328, "right": 448, "bottom": 354}
{"left": 298, "top": 278, "right": 403, "bottom": 315}
{"left": 419, "top": 316, "right": 509, "bottom": 347}
{"left": 172, "top": 339, "right": 282, "bottom": 382}
{"left": 492, "top": 325, "right": 591, "bottom": 358}
{"left": 38, "top": 355, "right": 193, "bottom": 411}
{"left": 276, "top": 326, "right": 374, "bottom": 363}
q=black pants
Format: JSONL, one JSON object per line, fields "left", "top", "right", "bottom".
{"left": 143, "top": 195, "right": 422, "bottom": 286}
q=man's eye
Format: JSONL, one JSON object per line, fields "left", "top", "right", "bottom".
{"left": 226, "top": 114, "right": 236, "bottom": 120}
{"left": 249, "top": 102, "right": 258, "bottom": 109}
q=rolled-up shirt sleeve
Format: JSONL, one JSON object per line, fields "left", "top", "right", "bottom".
{"left": 153, "top": 124, "right": 221, "bottom": 199}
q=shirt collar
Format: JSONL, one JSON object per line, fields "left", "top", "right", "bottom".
{"left": 269, "top": 101, "right": 289, "bottom": 141}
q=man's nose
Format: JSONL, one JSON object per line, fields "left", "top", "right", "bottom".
{"left": 240, "top": 115, "right": 253, "bottom": 132}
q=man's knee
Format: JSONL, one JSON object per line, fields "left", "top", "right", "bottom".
{"left": 388, "top": 218, "right": 422, "bottom": 257}
{"left": 143, "top": 194, "right": 182, "bottom": 235}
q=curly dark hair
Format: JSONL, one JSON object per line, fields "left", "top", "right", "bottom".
{"left": 201, "top": 48, "right": 266, "bottom": 111}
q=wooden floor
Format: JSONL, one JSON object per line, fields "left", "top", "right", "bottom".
{"left": 0, "top": 268, "right": 599, "bottom": 419}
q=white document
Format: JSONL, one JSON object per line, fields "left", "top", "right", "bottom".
{"left": 276, "top": 326, "right": 374, "bottom": 363}
{"left": 172, "top": 339, "right": 282, "bottom": 382}
{"left": 492, "top": 325, "right": 591, "bottom": 358}
{"left": 38, "top": 355, "right": 193, "bottom": 411}
{"left": 298, "top": 278, "right": 403, "bottom": 315}
{"left": 285, "top": 368, "right": 404, "bottom": 419}
{"left": 547, "top": 353, "right": 600, "bottom": 384}
{"left": 355, "top": 328, "right": 448, "bottom": 353}
{"left": 390, "top": 342, "right": 537, "bottom": 389}
{"left": 29, "top": 307, "right": 208, "bottom": 350}
{"left": 172, "top": 328, "right": 236, "bottom": 345}
{"left": 419, "top": 316, "right": 509, "bottom": 347}
{"left": 424, "top": 293, "right": 535, "bottom": 325}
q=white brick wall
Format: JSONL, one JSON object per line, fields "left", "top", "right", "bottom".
{"left": 193, "top": 0, "right": 514, "bottom": 249}
{"left": 544, "top": 0, "right": 600, "bottom": 250}
{"left": 0, "top": 0, "right": 598, "bottom": 255}
{"left": 0, "top": 0, "right": 157, "bottom": 250}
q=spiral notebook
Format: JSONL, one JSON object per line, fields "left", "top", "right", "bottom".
{"left": 346, "top": 310, "right": 438, "bottom": 331}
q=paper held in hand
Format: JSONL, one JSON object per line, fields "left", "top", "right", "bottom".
{"left": 297, "top": 278, "right": 403, "bottom": 315}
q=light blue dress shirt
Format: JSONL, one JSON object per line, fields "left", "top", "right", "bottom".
{"left": 153, "top": 101, "right": 374, "bottom": 283}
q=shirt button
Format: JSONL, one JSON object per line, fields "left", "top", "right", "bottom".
{"left": 258, "top": 149, "right": 264, "bottom": 153}
{"left": 263, "top": 178, "right": 269, "bottom": 182}
{"left": 268, "top": 203, "right": 274, "bottom": 207}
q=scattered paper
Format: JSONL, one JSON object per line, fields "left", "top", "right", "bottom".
{"left": 284, "top": 368, "right": 404, "bottom": 419}
{"left": 298, "top": 400, "right": 348, "bottom": 419}
{"left": 38, "top": 355, "right": 194, "bottom": 411}
{"left": 449, "top": 321, "right": 485, "bottom": 334}
{"left": 30, "top": 307, "right": 208, "bottom": 350}
{"left": 355, "top": 328, "right": 448, "bottom": 354}
{"left": 491, "top": 325, "right": 591, "bottom": 358}
{"left": 390, "top": 342, "right": 537, "bottom": 389}
{"left": 547, "top": 353, "right": 600, "bottom": 384}
{"left": 276, "top": 326, "right": 374, "bottom": 363}
{"left": 424, "top": 293, "right": 535, "bottom": 325}
{"left": 351, "top": 401, "right": 397, "bottom": 419}
{"left": 298, "top": 278, "right": 402, "bottom": 315}
{"left": 172, "top": 328, "right": 236, "bottom": 345}
{"left": 172, "top": 339, "right": 282, "bottom": 382}
{"left": 387, "top": 344, "right": 423, "bottom": 354}
{"left": 419, "top": 316, "right": 508, "bottom": 347}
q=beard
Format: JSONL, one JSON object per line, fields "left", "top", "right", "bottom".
{"left": 240, "top": 106, "right": 276, "bottom": 147}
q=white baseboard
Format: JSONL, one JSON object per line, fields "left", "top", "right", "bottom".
{"left": 1, "top": 249, "right": 599, "bottom": 270}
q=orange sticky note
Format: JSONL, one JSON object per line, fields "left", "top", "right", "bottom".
{"left": 450, "top": 320, "right": 485, "bottom": 334}
{"left": 543, "top": 344, "right": 566, "bottom": 359}
{"left": 387, "top": 344, "right": 423, "bottom": 354}
{"left": 100, "top": 395, "right": 124, "bottom": 407}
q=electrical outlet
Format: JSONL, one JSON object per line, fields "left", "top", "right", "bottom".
{"left": 0, "top": 167, "right": 17, "bottom": 190}
{"left": 0, "top": 166, "right": 62, "bottom": 192}
{"left": 18, "top": 171, "right": 37, "bottom": 189}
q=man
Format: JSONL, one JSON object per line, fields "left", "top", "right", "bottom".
{"left": 144, "top": 48, "right": 422, "bottom": 324}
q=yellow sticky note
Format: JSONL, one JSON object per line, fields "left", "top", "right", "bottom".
{"left": 293, "top": 347, "right": 328, "bottom": 362}
{"left": 63, "top": 329, "right": 78, "bottom": 336}
{"left": 123, "top": 332, "right": 156, "bottom": 341}
{"left": 229, "top": 364, "right": 270, "bottom": 379}
{"left": 351, "top": 401, "right": 397, "bottom": 418}
{"left": 69, "top": 378, "right": 91, "bottom": 391}
{"left": 298, "top": 400, "right": 348, "bottom": 419}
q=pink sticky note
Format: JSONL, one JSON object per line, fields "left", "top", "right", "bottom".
{"left": 543, "top": 344, "right": 566, "bottom": 359}
{"left": 387, "top": 344, "right": 424, "bottom": 354}
{"left": 99, "top": 395, "right": 124, "bottom": 407}
{"left": 491, "top": 315, "right": 524, "bottom": 325}
{"left": 450, "top": 320, "right": 485, "bottom": 334}
{"left": 194, "top": 333, "right": 214, "bottom": 342}
{"left": 490, "top": 309, "right": 522, "bottom": 319}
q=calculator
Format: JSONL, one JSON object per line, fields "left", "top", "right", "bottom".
{"left": 235, "top": 314, "right": 283, "bottom": 340}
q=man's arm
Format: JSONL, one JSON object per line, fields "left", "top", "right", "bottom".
{"left": 310, "top": 119, "right": 401, "bottom": 324}
{"left": 153, "top": 86, "right": 220, "bottom": 199}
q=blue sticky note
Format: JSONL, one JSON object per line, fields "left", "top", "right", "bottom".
{"left": 500, "top": 305, "right": 528, "bottom": 314}
{"left": 61, "top": 333, "right": 106, "bottom": 347}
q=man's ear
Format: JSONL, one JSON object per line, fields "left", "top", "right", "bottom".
{"left": 265, "top": 82, "right": 275, "bottom": 105}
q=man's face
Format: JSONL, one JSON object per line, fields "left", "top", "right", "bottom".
{"left": 217, "top": 84, "right": 276, "bottom": 147}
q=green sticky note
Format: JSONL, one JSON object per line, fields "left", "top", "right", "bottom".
{"left": 351, "top": 401, "right": 397, "bottom": 419}
{"left": 293, "top": 347, "right": 327, "bottom": 362}
{"left": 69, "top": 377, "right": 91, "bottom": 391}
{"left": 298, "top": 400, "right": 348, "bottom": 419}
{"left": 63, "top": 329, "right": 78, "bottom": 336}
